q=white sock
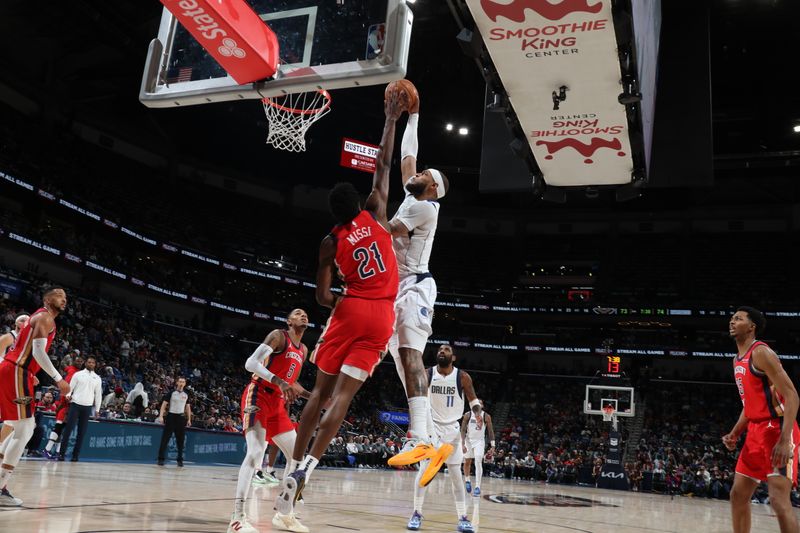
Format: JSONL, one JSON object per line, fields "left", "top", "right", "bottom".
{"left": 45, "top": 434, "right": 58, "bottom": 452}
{"left": 0, "top": 467, "right": 12, "bottom": 489}
{"left": 299, "top": 455, "right": 319, "bottom": 482}
{"left": 413, "top": 459, "right": 428, "bottom": 512}
{"left": 449, "top": 465, "right": 467, "bottom": 518}
{"left": 266, "top": 464, "right": 274, "bottom": 474}
{"left": 408, "top": 397, "right": 429, "bottom": 441}
{"left": 234, "top": 429, "right": 266, "bottom": 519}
{"left": 290, "top": 459, "right": 300, "bottom": 473}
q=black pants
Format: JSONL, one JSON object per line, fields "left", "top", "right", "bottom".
{"left": 59, "top": 404, "right": 92, "bottom": 460}
{"left": 158, "top": 413, "right": 186, "bottom": 462}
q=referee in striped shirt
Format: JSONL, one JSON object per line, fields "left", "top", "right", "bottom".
{"left": 156, "top": 376, "right": 192, "bottom": 467}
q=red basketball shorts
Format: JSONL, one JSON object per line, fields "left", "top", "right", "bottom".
{"left": 240, "top": 381, "right": 294, "bottom": 437}
{"left": 310, "top": 297, "right": 394, "bottom": 377}
{"left": 736, "top": 418, "right": 800, "bottom": 485}
{"left": 0, "top": 360, "right": 35, "bottom": 421}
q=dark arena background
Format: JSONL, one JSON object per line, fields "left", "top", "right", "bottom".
{"left": 1, "top": 1, "right": 800, "bottom": 532}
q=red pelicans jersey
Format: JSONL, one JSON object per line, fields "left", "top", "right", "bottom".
{"left": 734, "top": 341, "right": 785, "bottom": 421}
{"left": 3, "top": 307, "right": 56, "bottom": 374}
{"left": 252, "top": 330, "right": 305, "bottom": 392}
{"left": 330, "top": 210, "right": 398, "bottom": 301}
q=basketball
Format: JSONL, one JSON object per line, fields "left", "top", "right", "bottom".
{"left": 385, "top": 79, "right": 419, "bottom": 114}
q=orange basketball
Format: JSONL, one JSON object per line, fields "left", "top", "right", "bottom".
{"left": 385, "top": 79, "right": 419, "bottom": 114}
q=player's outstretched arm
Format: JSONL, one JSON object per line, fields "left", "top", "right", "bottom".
{"left": 365, "top": 90, "right": 407, "bottom": 226}
{"left": 400, "top": 105, "right": 420, "bottom": 186}
{"left": 753, "top": 345, "right": 800, "bottom": 466}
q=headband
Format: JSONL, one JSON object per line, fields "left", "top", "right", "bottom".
{"left": 429, "top": 168, "right": 446, "bottom": 199}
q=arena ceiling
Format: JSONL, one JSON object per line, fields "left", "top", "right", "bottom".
{"left": 0, "top": 0, "right": 799, "bottom": 212}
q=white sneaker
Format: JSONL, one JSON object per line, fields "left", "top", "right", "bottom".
{"left": 0, "top": 487, "right": 22, "bottom": 506}
{"left": 227, "top": 513, "right": 258, "bottom": 533}
{"left": 272, "top": 511, "right": 309, "bottom": 533}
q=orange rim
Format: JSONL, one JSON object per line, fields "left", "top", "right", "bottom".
{"left": 262, "top": 90, "right": 332, "bottom": 116}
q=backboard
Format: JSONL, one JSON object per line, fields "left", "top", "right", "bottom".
{"left": 584, "top": 385, "right": 635, "bottom": 417}
{"left": 140, "top": 0, "right": 413, "bottom": 108}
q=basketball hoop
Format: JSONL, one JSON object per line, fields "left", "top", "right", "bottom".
{"left": 602, "top": 405, "right": 615, "bottom": 422}
{"left": 261, "top": 90, "right": 332, "bottom": 152}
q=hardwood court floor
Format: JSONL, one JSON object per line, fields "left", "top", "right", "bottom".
{"left": 0, "top": 460, "right": 795, "bottom": 533}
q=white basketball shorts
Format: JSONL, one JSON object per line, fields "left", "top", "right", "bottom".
{"left": 464, "top": 440, "right": 485, "bottom": 460}
{"left": 388, "top": 274, "right": 436, "bottom": 354}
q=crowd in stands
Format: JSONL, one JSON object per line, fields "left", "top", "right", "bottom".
{"left": 2, "top": 266, "right": 798, "bottom": 505}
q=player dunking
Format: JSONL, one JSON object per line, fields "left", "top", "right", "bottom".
{"left": 461, "top": 400, "right": 495, "bottom": 497}
{"left": 227, "top": 309, "right": 311, "bottom": 533}
{"left": 723, "top": 306, "right": 800, "bottom": 533}
{"left": 0, "top": 288, "right": 70, "bottom": 506}
{"left": 383, "top": 87, "right": 483, "bottom": 486}
{"left": 406, "top": 344, "right": 480, "bottom": 532}
{"left": 274, "top": 90, "right": 405, "bottom": 522}
{"left": 0, "top": 314, "right": 30, "bottom": 446}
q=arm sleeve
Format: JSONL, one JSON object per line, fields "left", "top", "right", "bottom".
{"left": 31, "top": 338, "right": 62, "bottom": 382}
{"left": 394, "top": 200, "right": 436, "bottom": 232}
{"left": 401, "top": 113, "right": 419, "bottom": 160}
{"left": 244, "top": 343, "right": 277, "bottom": 383}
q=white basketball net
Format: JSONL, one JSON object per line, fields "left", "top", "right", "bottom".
{"left": 262, "top": 90, "right": 332, "bottom": 152}
{"left": 602, "top": 407, "right": 615, "bottom": 422}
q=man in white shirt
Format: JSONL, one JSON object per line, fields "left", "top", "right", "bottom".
{"left": 58, "top": 356, "right": 102, "bottom": 462}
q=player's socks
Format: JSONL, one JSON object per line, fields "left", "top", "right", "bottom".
{"left": 298, "top": 455, "right": 319, "bottom": 481}
{"left": 0, "top": 468, "right": 13, "bottom": 488}
{"left": 407, "top": 397, "right": 429, "bottom": 441}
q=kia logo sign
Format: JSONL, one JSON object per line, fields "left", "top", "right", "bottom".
{"left": 601, "top": 471, "right": 625, "bottom": 479}
{"left": 480, "top": 0, "right": 603, "bottom": 23}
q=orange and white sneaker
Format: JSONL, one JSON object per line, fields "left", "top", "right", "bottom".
{"left": 227, "top": 513, "right": 258, "bottom": 533}
{"left": 419, "top": 443, "right": 454, "bottom": 487}
{"left": 388, "top": 439, "right": 438, "bottom": 467}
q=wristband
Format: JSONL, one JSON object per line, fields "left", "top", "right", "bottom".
{"left": 469, "top": 398, "right": 482, "bottom": 409}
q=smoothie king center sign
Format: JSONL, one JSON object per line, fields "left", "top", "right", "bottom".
{"left": 467, "top": 0, "right": 633, "bottom": 186}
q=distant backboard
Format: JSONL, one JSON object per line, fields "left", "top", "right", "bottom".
{"left": 584, "top": 385, "right": 635, "bottom": 417}
{"left": 140, "top": 0, "right": 413, "bottom": 107}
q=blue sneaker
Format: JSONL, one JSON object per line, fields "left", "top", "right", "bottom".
{"left": 473, "top": 486, "right": 481, "bottom": 496}
{"left": 407, "top": 511, "right": 423, "bottom": 530}
{"left": 465, "top": 480, "right": 472, "bottom": 494}
{"left": 457, "top": 515, "right": 475, "bottom": 533}
{"left": 274, "top": 469, "right": 305, "bottom": 516}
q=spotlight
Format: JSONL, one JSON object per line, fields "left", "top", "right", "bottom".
{"left": 794, "top": 125, "right": 800, "bottom": 133}
{"left": 458, "top": 127, "right": 469, "bottom": 135}
{"left": 446, "top": 123, "right": 454, "bottom": 131}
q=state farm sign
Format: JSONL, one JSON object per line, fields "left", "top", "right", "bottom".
{"left": 466, "top": 0, "right": 633, "bottom": 186}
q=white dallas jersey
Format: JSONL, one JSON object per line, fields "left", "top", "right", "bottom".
{"left": 466, "top": 411, "right": 486, "bottom": 443}
{"left": 427, "top": 366, "right": 464, "bottom": 425}
{"left": 390, "top": 191, "right": 439, "bottom": 276}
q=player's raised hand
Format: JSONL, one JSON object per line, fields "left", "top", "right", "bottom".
{"left": 385, "top": 89, "right": 407, "bottom": 121}
{"left": 721, "top": 432, "right": 738, "bottom": 451}
{"left": 771, "top": 436, "right": 794, "bottom": 469}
